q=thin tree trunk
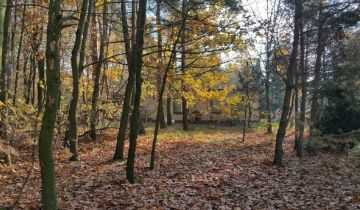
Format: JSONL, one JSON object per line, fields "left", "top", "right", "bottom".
{"left": 248, "top": 102, "right": 252, "bottom": 128}
{"left": 90, "top": 1, "right": 107, "bottom": 140}
{"left": 126, "top": 0, "right": 147, "bottom": 183}
{"left": 273, "top": 0, "right": 301, "bottom": 166}
{"left": 156, "top": 0, "right": 166, "bottom": 129}
{"left": 265, "top": 66, "right": 272, "bottom": 133}
{"left": 38, "top": 0, "right": 61, "bottom": 208}
{"left": 113, "top": 0, "right": 135, "bottom": 160}
{"left": 241, "top": 99, "right": 248, "bottom": 142}
{"left": 31, "top": 56, "right": 36, "bottom": 105}
{"left": 67, "top": 0, "right": 90, "bottom": 161}
{"left": 26, "top": 53, "right": 34, "bottom": 104}
{"left": 180, "top": 0, "right": 189, "bottom": 131}
{"left": 37, "top": 58, "right": 45, "bottom": 112}
{"left": 13, "top": 0, "right": 26, "bottom": 106}
{"left": 297, "top": 13, "right": 307, "bottom": 158}
{"left": 310, "top": 1, "right": 324, "bottom": 135}
{"left": 166, "top": 94, "right": 172, "bottom": 126}
{"left": 150, "top": 7, "right": 187, "bottom": 169}
{"left": 22, "top": 55, "right": 28, "bottom": 101}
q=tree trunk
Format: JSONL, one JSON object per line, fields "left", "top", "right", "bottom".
{"left": 297, "top": 13, "right": 307, "bottom": 158}
{"left": 150, "top": 4, "right": 187, "bottom": 169}
{"left": 310, "top": 1, "right": 324, "bottom": 135}
{"left": 13, "top": 0, "right": 26, "bottom": 106}
{"left": 113, "top": 0, "right": 135, "bottom": 161}
{"left": 37, "top": 58, "right": 45, "bottom": 112}
{"left": 0, "top": 0, "right": 9, "bottom": 103}
{"left": 90, "top": 1, "right": 107, "bottom": 140}
{"left": 166, "top": 94, "right": 172, "bottom": 126}
{"left": 265, "top": 67, "right": 272, "bottom": 134}
{"left": 22, "top": 55, "right": 28, "bottom": 101}
{"left": 126, "top": 0, "right": 147, "bottom": 183}
{"left": 67, "top": 0, "right": 90, "bottom": 161}
{"left": 247, "top": 102, "right": 252, "bottom": 128}
{"left": 156, "top": 0, "right": 166, "bottom": 129}
{"left": 273, "top": 0, "right": 301, "bottom": 166}
{"left": 31, "top": 57, "right": 36, "bottom": 105}
{"left": 38, "top": 0, "right": 61, "bottom": 208}
{"left": 0, "top": 0, "right": 11, "bottom": 139}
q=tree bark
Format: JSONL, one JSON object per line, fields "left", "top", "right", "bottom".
{"left": 310, "top": 1, "right": 324, "bottom": 135}
{"left": 166, "top": 94, "right": 172, "bottom": 126}
{"left": 0, "top": 0, "right": 11, "bottom": 140}
{"left": 90, "top": 1, "right": 107, "bottom": 140}
{"left": 126, "top": 0, "right": 147, "bottom": 183}
{"left": 297, "top": 13, "right": 307, "bottom": 158}
{"left": 38, "top": 0, "right": 62, "bottom": 208}
{"left": 37, "top": 58, "right": 45, "bottom": 112}
{"left": 13, "top": 0, "right": 26, "bottom": 106}
{"left": 66, "top": 0, "right": 90, "bottom": 161}
{"left": 273, "top": 0, "right": 301, "bottom": 166}
{"left": 156, "top": 0, "right": 166, "bottom": 129}
{"left": 113, "top": 0, "right": 136, "bottom": 161}
{"left": 181, "top": 0, "right": 189, "bottom": 131}
{"left": 0, "top": 0, "right": 9, "bottom": 103}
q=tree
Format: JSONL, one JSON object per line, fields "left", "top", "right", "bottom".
{"left": 296, "top": 1, "right": 306, "bottom": 158}
{"left": 90, "top": 0, "right": 107, "bottom": 140}
{"left": 113, "top": 0, "right": 137, "bottom": 161}
{"left": 66, "top": 0, "right": 92, "bottom": 161}
{"left": 273, "top": 0, "right": 301, "bottom": 166}
{"left": 156, "top": 0, "right": 167, "bottom": 129}
{"left": 149, "top": 0, "right": 188, "bottom": 169}
{"left": 126, "top": 0, "right": 148, "bottom": 183}
{"left": 181, "top": 0, "right": 189, "bottom": 131}
{"left": 310, "top": 0, "right": 325, "bottom": 135}
{"left": 38, "top": 0, "right": 62, "bottom": 208}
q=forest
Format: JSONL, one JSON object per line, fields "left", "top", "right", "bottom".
{"left": 0, "top": 0, "right": 360, "bottom": 209}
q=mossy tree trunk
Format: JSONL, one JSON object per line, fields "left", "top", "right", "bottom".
{"left": 38, "top": 0, "right": 62, "bottom": 208}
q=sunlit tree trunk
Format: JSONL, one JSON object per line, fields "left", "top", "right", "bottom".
{"left": 38, "top": 0, "right": 62, "bottom": 208}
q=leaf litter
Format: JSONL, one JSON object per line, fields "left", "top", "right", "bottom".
{"left": 0, "top": 125, "right": 359, "bottom": 209}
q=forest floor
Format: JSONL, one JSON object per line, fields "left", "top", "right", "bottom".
{"left": 1, "top": 124, "right": 360, "bottom": 209}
